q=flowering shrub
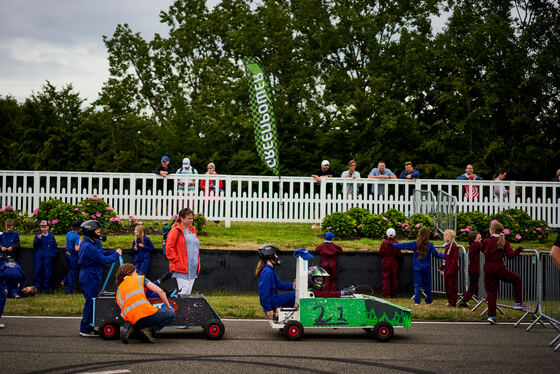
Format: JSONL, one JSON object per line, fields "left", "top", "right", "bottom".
{"left": 359, "top": 214, "right": 389, "bottom": 238}
{"left": 0, "top": 205, "right": 26, "bottom": 229}
{"left": 321, "top": 212, "right": 357, "bottom": 239}
{"left": 403, "top": 213, "right": 435, "bottom": 239}
{"left": 346, "top": 208, "right": 372, "bottom": 225}
{"left": 34, "top": 199, "right": 79, "bottom": 234}
{"left": 165, "top": 213, "right": 207, "bottom": 234}
{"left": 382, "top": 209, "right": 407, "bottom": 235}
{"left": 76, "top": 197, "right": 120, "bottom": 231}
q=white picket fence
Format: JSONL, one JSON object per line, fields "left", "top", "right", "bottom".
{"left": 0, "top": 170, "right": 558, "bottom": 228}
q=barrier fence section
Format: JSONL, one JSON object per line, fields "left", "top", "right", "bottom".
{"left": 0, "top": 171, "right": 559, "bottom": 228}
{"left": 475, "top": 250, "right": 540, "bottom": 325}
{"left": 430, "top": 244, "right": 468, "bottom": 298}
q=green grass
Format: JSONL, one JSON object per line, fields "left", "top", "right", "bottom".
{"left": 3, "top": 291, "right": 528, "bottom": 322}
{"left": 18, "top": 221, "right": 557, "bottom": 252}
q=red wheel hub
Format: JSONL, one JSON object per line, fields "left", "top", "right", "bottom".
{"left": 104, "top": 325, "right": 114, "bottom": 335}
{"left": 289, "top": 326, "right": 299, "bottom": 336}
{"left": 379, "top": 327, "right": 389, "bottom": 337}
{"left": 209, "top": 324, "right": 220, "bottom": 335}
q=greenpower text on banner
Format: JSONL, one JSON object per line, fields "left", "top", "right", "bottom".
{"left": 242, "top": 56, "right": 280, "bottom": 176}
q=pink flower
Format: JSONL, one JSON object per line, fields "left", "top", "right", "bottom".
{"left": 51, "top": 219, "right": 59, "bottom": 224}
{"left": 81, "top": 212, "right": 86, "bottom": 215}
{"left": 91, "top": 197, "right": 100, "bottom": 201}
{"left": 503, "top": 229, "right": 510, "bottom": 235}
{"left": 5, "top": 205, "right": 13, "bottom": 211}
{"left": 74, "top": 208, "right": 79, "bottom": 211}
{"left": 434, "top": 232, "right": 439, "bottom": 237}
{"left": 0, "top": 209, "right": 3, "bottom": 213}
{"left": 95, "top": 213, "right": 101, "bottom": 218}
{"left": 405, "top": 227, "right": 410, "bottom": 231}
{"left": 490, "top": 219, "right": 498, "bottom": 225}
{"left": 91, "top": 215, "right": 96, "bottom": 219}
{"left": 415, "top": 223, "right": 421, "bottom": 228}
{"left": 464, "top": 227, "right": 471, "bottom": 232}
{"left": 134, "top": 221, "right": 143, "bottom": 225}
{"left": 515, "top": 234, "right": 522, "bottom": 240}
{"left": 86, "top": 203, "right": 91, "bottom": 206}
{"left": 172, "top": 214, "right": 179, "bottom": 219}
{"left": 33, "top": 209, "right": 39, "bottom": 216}
{"left": 106, "top": 207, "right": 113, "bottom": 211}
{"left": 545, "top": 227, "right": 550, "bottom": 231}
{"left": 382, "top": 217, "right": 387, "bottom": 221}
{"left": 129, "top": 215, "right": 134, "bottom": 219}
{"left": 525, "top": 229, "right": 529, "bottom": 233}
{"left": 536, "top": 227, "right": 542, "bottom": 232}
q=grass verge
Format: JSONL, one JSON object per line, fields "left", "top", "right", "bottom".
{"left": 3, "top": 291, "right": 528, "bottom": 322}
{"left": 17, "top": 221, "right": 557, "bottom": 252}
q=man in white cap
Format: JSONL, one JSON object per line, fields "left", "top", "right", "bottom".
{"left": 307, "top": 160, "right": 339, "bottom": 228}
{"left": 308, "top": 160, "right": 338, "bottom": 184}
{"left": 176, "top": 158, "right": 198, "bottom": 195}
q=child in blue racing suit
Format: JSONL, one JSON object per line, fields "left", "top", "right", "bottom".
{"left": 256, "top": 245, "right": 295, "bottom": 319}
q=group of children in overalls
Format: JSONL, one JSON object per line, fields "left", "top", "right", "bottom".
{"left": 257, "top": 221, "right": 528, "bottom": 325}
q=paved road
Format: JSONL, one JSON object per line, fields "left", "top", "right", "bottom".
{"left": 1, "top": 317, "right": 559, "bottom": 373}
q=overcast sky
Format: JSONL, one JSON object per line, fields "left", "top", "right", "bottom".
{"left": 0, "top": 0, "right": 176, "bottom": 103}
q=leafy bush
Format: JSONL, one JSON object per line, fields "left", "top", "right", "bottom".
{"left": 34, "top": 199, "right": 79, "bottom": 234}
{"left": 401, "top": 213, "right": 435, "bottom": 239}
{"left": 166, "top": 212, "right": 207, "bottom": 234}
{"left": 359, "top": 214, "right": 390, "bottom": 239}
{"left": 321, "top": 212, "right": 357, "bottom": 239}
{"left": 76, "top": 197, "right": 120, "bottom": 231}
{"left": 345, "top": 208, "right": 372, "bottom": 225}
{"left": 382, "top": 209, "right": 407, "bottom": 234}
{"left": 0, "top": 205, "right": 25, "bottom": 229}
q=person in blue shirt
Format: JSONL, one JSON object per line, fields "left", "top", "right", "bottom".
{"left": 391, "top": 227, "right": 444, "bottom": 305}
{"left": 61, "top": 220, "right": 81, "bottom": 295}
{"left": 1, "top": 219, "right": 20, "bottom": 262}
{"left": 398, "top": 161, "right": 420, "bottom": 180}
{"left": 368, "top": 161, "right": 397, "bottom": 196}
{"left": 32, "top": 221, "right": 58, "bottom": 294}
{"left": 255, "top": 245, "right": 295, "bottom": 319}
{"left": 78, "top": 220, "right": 122, "bottom": 337}
{"left": 132, "top": 224, "right": 155, "bottom": 275}
{"left": 1, "top": 256, "right": 37, "bottom": 298}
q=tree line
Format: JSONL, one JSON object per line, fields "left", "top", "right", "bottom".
{"left": 1, "top": 0, "right": 559, "bottom": 181}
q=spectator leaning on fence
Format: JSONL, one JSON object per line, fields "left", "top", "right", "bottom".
{"left": 176, "top": 158, "right": 198, "bottom": 195}
{"left": 399, "top": 161, "right": 420, "bottom": 180}
{"left": 492, "top": 169, "right": 509, "bottom": 200}
{"left": 456, "top": 164, "right": 483, "bottom": 199}
{"left": 368, "top": 161, "right": 396, "bottom": 196}
{"left": 551, "top": 231, "right": 560, "bottom": 270}
{"left": 340, "top": 159, "right": 360, "bottom": 196}
{"left": 153, "top": 156, "right": 175, "bottom": 177}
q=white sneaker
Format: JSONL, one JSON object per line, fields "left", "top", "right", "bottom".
{"left": 79, "top": 331, "right": 97, "bottom": 337}
{"left": 0, "top": 323, "right": 5, "bottom": 328}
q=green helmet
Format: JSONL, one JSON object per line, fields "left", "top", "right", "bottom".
{"left": 308, "top": 265, "right": 330, "bottom": 290}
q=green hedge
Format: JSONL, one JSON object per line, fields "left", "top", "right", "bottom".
{"left": 322, "top": 208, "right": 550, "bottom": 242}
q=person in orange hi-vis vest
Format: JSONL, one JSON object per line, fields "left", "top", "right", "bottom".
{"left": 116, "top": 263, "right": 175, "bottom": 344}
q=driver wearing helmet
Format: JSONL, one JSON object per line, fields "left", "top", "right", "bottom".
{"left": 77, "top": 220, "right": 122, "bottom": 337}
{"left": 308, "top": 265, "right": 355, "bottom": 298}
{"left": 255, "top": 245, "right": 295, "bottom": 319}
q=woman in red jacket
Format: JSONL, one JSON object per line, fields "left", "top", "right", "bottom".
{"left": 443, "top": 230, "right": 459, "bottom": 307}
{"left": 166, "top": 208, "right": 200, "bottom": 296}
{"left": 483, "top": 221, "right": 527, "bottom": 324}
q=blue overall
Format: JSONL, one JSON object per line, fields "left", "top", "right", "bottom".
{"left": 0, "top": 263, "right": 6, "bottom": 321}
{"left": 32, "top": 233, "right": 58, "bottom": 293}
{"left": 132, "top": 236, "right": 155, "bottom": 275}
{"left": 392, "top": 241, "right": 444, "bottom": 304}
{"left": 62, "top": 231, "right": 80, "bottom": 294}
{"left": 78, "top": 237, "right": 120, "bottom": 333}
{"left": 0, "top": 230, "right": 20, "bottom": 261}
{"left": 1, "top": 260, "right": 26, "bottom": 297}
{"left": 258, "top": 264, "right": 295, "bottom": 312}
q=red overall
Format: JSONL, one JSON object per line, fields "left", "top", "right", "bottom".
{"left": 444, "top": 242, "right": 459, "bottom": 306}
{"left": 462, "top": 241, "right": 481, "bottom": 302}
{"left": 315, "top": 242, "right": 343, "bottom": 293}
{"left": 482, "top": 237, "right": 523, "bottom": 318}
{"left": 379, "top": 238, "right": 401, "bottom": 298}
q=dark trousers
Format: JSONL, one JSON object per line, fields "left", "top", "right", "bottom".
{"left": 321, "top": 260, "right": 338, "bottom": 293}
{"left": 135, "top": 308, "right": 176, "bottom": 332}
{"left": 484, "top": 264, "right": 522, "bottom": 318}
{"left": 444, "top": 271, "right": 458, "bottom": 306}
{"left": 382, "top": 260, "right": 399, "bottom": 298}
{"left": 462, "top": 272, "right": 479, "bottom": 302}
{"left": 33, "top": 252, "right": 55, "bottom": 293}
{"left": 62, "top": 254, "right": 79, "bottom": 294}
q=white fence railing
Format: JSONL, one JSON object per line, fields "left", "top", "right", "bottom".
{"left": 1, "top": 170, "right": 559, "bottom": 228}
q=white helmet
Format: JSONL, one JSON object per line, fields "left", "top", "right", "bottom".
{"left": 386, "top": 228, "right": 396, "bottom": 238}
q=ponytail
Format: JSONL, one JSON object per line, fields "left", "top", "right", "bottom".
{"left": 255, "top": 259, "right": 266, "bottom": 278}
{"left": 490, "top": 221, "right": 506, "bottom": 250}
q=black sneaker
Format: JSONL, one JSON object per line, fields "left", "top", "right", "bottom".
{"left": 120, "top": 322, "right": 133, "bottom": 344}
{"left": 458, "top": 300, "right": 469, "bottom": 308}
{"left": 139, "top": 327, "right": 156, "bottom": 343}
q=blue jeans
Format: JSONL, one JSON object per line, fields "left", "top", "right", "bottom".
{"left": 135, "top": 308, "right": 176, "bottom": 332}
